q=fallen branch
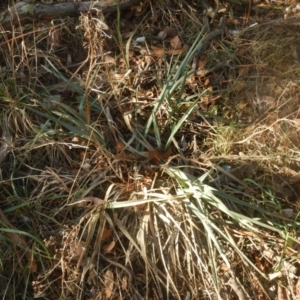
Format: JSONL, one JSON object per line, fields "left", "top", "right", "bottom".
{"left": 0, "top": 0, "right": 141, "bottom": 30}
{"left": 192, "top": 28, "right": 225, "bottom": 69}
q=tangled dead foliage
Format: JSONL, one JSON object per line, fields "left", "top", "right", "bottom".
{"left": 1, "top": 0, "right": 300, "bottom": 299}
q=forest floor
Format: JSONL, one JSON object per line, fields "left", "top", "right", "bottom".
{"left": 1, "top": 0, "right": 300, "bottom": 299}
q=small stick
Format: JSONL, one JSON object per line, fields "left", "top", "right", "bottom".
{"left": 0, "top": 0, "right": 141, "bottom": 30}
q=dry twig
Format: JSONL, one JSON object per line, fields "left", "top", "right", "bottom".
{"left": 0, "top": 0, "right": 142, "bottom": 30}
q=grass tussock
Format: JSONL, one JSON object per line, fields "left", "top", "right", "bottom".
{"left": 1, "top": 0, "right": 300, "bottom": 299}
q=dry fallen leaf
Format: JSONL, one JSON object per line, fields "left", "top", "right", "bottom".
{"left": 196, "top": 58, "right": 207, "bottom": 77}
{"left": 104, "top": 269, "right": 115, "bottom": 299}
{"left": 170, "top": 35, "right": 182, "bottom": 50}
{"left": 198, "top": 58, "right": 207, "bottom": 68}
{"left": 151, "top": 47, "right": 165, "bottom": 57}
{"left": 151, "top": 45, "right": 188, "bottom": 57}
{"left": 148, "top": 148, "right": 171, "bottom": 165}
{"left": 102, "top": 228, "right": 113, "bottom": 241}
{"left": 104, "top": 55, "right": 116, "bottom": 65}
{"left": 116, "top": 141, "right": 125, "bottom": 153}
{"left": 163, "top": 26, "right": 178, "bottom": 38}
{"left": 69, "top": 240, "right": 86, "bottom": 260}
{"left": 186, "top": 74, "right": 195, "bottom": 85}
{"left": 168, "top": 44, "right": 188, "bottom": 55}
{"left": 102, "top": 240, "right": 116, "bottom": 254}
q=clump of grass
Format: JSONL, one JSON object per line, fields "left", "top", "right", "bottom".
{"left": 1, "top": 0, "right": 300, "bottom": 299}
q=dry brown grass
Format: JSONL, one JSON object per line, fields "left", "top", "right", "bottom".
{"left": 1, "top": 1, "right": 300, "bottom": 299}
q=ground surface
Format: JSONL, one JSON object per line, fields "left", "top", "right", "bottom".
{"left": 1, "top": 0, "right": 300, "bottom": 299}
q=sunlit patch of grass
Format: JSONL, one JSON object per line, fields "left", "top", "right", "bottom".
{"left": 208, "top": 123, "right": 238, "bottom": 155}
